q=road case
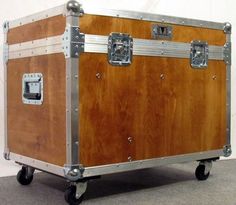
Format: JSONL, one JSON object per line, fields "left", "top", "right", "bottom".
{"left": 3, "top": 1, "right": 232, "bottom": 204}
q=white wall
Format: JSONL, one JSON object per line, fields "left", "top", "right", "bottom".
{"left": 0, "top": 0, "right": 235, "bottom": 157}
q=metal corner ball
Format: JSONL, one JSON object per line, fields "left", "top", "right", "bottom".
{"left": 66, "top": 0, "right": 81, "bottom": 13}
{"left": 3, "top": 21, "right": 9, "bottom": 33}
{"left": 223, "top": 145, "right": 232, "bottom": 157}
{"left": 3, "top": 152, "right": 10, "bottom": 160}
{"left": 224, "top": 22, "right": 232, "bottom": 34}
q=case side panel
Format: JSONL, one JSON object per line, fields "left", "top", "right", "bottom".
{"left": 79, "top": 53, "right": 226, "bottom": 167}
{"left": 8, "top": 15, "right": 66, "bottom": 45}
{"left": 7, "top": 54, "right": 67, "bottom": 166}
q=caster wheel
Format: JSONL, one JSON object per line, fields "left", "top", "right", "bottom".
{"left": 195, "top": 164, "right": 210, "bottom": 181}
{"left": 17, "top": 167, "right": 34, "bottom": 185}
{"left": 65, "top": 186, "right": 84, "bottom": 205}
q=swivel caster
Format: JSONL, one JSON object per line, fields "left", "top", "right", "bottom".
{"left": 65, "top": 181, "right": 87, "bottom": 205}
{"left": 17, "top": 166, "right": 35, "bottom": 185}
{"left": 195, "top": 161, "right": 212, "bottom": 181}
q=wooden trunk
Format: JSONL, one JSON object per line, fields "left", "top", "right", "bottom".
{"left": 4, "top": 3, "right": 231, "bottom": 178}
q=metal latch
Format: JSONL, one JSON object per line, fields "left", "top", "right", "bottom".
{"left": 152, "top": 25, "right": 172, "bottom": 40}
{"left": 22, "top": 73, "right": 43, "bottom": 105}
{"left": 108, "top": 33, "right": 133, "bottom": 66}
{"left": 62, "top": 26, "right": 85, "bottom": 58}
{"left": 190, "top": 41, "right": 209, "bottom": 69}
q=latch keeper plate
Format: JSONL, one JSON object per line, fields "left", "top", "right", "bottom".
{"left": 108, "top": 33, "right": 133, "bottom": 66}
{"left": 190, "top": 40, "right": 209, "bottom": 69}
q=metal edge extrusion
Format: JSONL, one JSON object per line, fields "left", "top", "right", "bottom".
{"left": 9, "top": 149, "right": 224, "bottom": 179}
{"left": 7, "top": 2, "right": 225, "bottom": 31}
{"left": 3, "top": 21, "right": 9, "bottom": 160}
{"left": 8, "top": 35, "right": 224, "bottom": 61}
{"left": 224, "top": 23, "right": 232, "bottom": 157}
{"left": 63, "top": 1, "right": 85, "bottom": 182}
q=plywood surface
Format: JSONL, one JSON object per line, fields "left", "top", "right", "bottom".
{"left": 80, "top": 15, "right": 226, "bottom": 46}
{"left": 79, "top": 54, "right": 226, "bottom": 167}
{"left": 7, "top": 54, "right": 66, "bottom": 166}
{"left": 8, "top": 15, "right": 66, "bottom": 45}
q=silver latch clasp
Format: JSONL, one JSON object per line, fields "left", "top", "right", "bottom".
{"left": 190, "top": 41, "right": 209, "bottom": 69}
{"left": 108, "top": 33, "right": 133, "bottom": 66}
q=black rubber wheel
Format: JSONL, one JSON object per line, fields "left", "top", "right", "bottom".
{"left": 195, "top": 164, "right": 210, "bottom": 181}
{"left": 17, "top": 167, "right": 34, "bottom": 186}
{"left": 65, "top": 186, "right": 84, "bottom": 205}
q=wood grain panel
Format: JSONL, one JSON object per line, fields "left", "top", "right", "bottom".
{"left": 79, "top": 54, "right": 226, "bottom": 167}
{"left": 80, "top": 15, "right": 226, "bottom": 46}
{"left": 8, "top": 15, "right": 66, "bottom": 45}
{"left": 8, "top": 54, "right": 66, "bottom": 166}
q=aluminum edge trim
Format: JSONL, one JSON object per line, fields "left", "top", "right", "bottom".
{"left": 226, "top": 33, "right": 231, "bottom": 145}
{"left": 83, "top": 149, "right": 224, "bottom": 177}
{"left": 9, "top": 153, "right": 65, "bottom": 177}
{"left": 7, "top": 34, "right": 224, "bottom": 60}
{"left": 9, "top": 5, "right": 65, "bottom": 29}
{"left": 83, "top": 6, "right": 224, "bottom": 30}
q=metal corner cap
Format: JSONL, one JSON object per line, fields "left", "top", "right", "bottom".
{"left": 66, "top": 0, "right": 81, "bottom": 13}
{"left": 223, "top": 145, "right": 232, "bottom": 157}
{"left": 224, "top": 22, "right": 232, "bottom": 34}
{"left": 3, "top": 21, "right": 9, "bottom": 32}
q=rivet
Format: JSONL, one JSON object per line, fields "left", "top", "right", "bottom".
{"left": 128, "top": 137, "right": 132, "bottom": 143}
{"left": 212, "top": 75, "right": 217, "bottom": 80}
{"left": 96, "top": 73, "right": 102, "bottom": 79}
{"left": 75, "top": 108, "right": 78, "bottom": 112}
{"left": 160, "top": 74, "right": 165, "bottom": 80}
{"left": 75, "top": 74, "right": 78, "bottom": 78}
{"left": 128, "top": 156, "right": 132, "bottom": 162}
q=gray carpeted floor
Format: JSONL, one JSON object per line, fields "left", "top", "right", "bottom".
{"left": 0, "top": 160, "right": 235, "bottom": 205}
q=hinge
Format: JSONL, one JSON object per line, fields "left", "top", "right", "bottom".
{"left": 62, "top": 26, "right": 85, "bottom": 58}
{"left": 64, "top": 164, "right": 85, "bottom": 181}
{"left": 223, "top": 22, "right": 232, "bottom": 34}
{"left": 223, "top": 145, "right": 232, "bottom": 157}
{"left": 65, "top": 0, "right": 84, "bottom": 17}
{"left": 224, "top": 42, "right": 231, "bottom": 65}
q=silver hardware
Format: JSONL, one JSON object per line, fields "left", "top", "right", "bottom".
{"left": 96, "top": 73, "right": 102, "bottom": 79}
{"left": 7, "top": 34, "right": 224, "bottom": 61}
{"left": 128, "top": 137, "right": 132, "bottom": 143}
{"left": 9, "top": 5, "right": 65, "bottom": 29}
{"left": 224, "top": 22, "right": 232, "bottom": 34}
{"left": 66, "top": 0, "right": 84, "bottom": 17}
{"left": 22, "top": 73, "right": 43, "bottom": 105}
{"left": 160, "top": 74, "right": 165, "bottom": 80}
{"left": 212, "top": 75, "right": 217, "bottom": 80}
{"left": 64, "top": 164, "right": 85, "bottom": 181}
{"left": 3, "top": 148, "right": 10, "bottom": 160}
{"left": 199, "top": 160, "right": 212, "bottom": 175}
{"left": 73, "top": 181, "right": 87, "bottom": 199}
{"left": 3, "top": 21, "right": 9, "bottom": 63}
{"left": 108, "top": 33, "right": 133, "bottom": 66}
{"left": 152, "top": 25, "right": 172, "bottom": 40}
{"left": 223, "top": 42, "right": 231, "bottom": 65}
{"left": 65, "top": 12, "right": 80, "bottom": 166}
{"left": 190, "top": 41, "right": 209, "bottom": 69}
{"left": 83, "top": 6, "right": 224, "bottom": 30}
{"left": 223, "top": 145, "right": 232, "bottom": 157}
{"left": 128, "top": 156, "right": 132, "bottom": 162}
{"left": 62, "top": 26, "right": 85, "bottom": 58}
{"left": 9, "top": 149, "right": 223, "bottom": 179}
